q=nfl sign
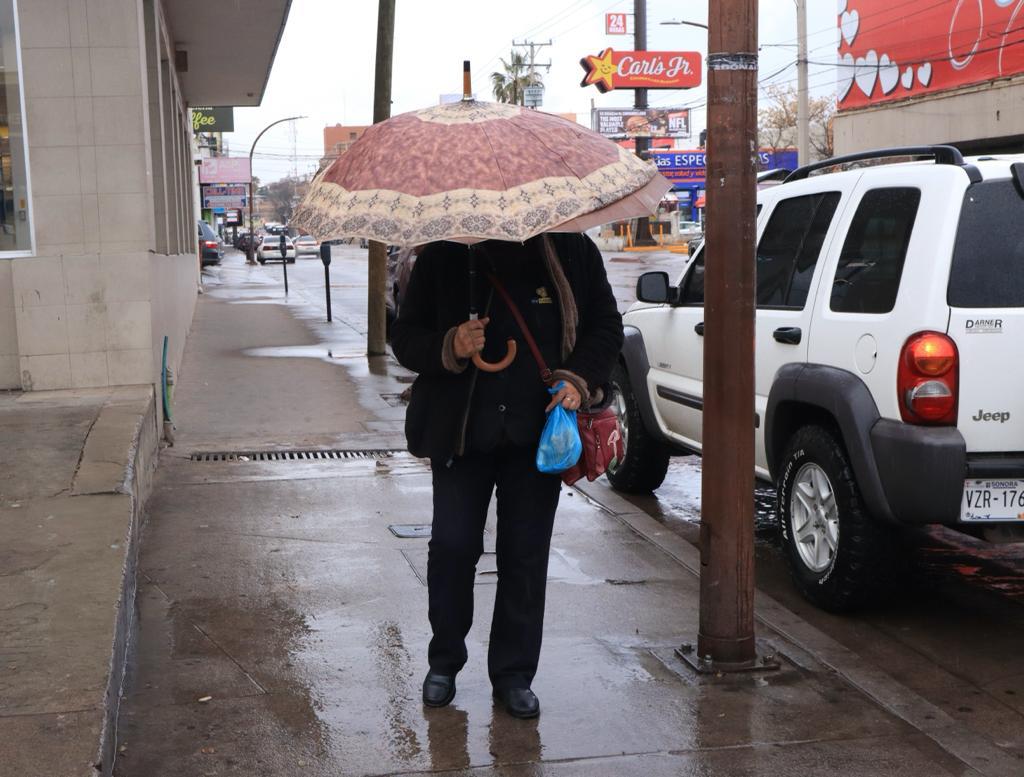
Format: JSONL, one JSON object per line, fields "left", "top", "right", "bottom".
{"left": 606, "top": 12, "right": 627, "bottom": 35}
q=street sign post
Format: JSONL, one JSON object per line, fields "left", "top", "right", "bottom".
{"left": 523, "top": 84, "right": 544, "bottom": 108}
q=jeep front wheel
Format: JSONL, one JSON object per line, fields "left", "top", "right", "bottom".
{"left": 605, "top": 362, "right": 670, "bottom": 493}
{"left": 778, "top": 425, "right": 894, "bottom": 612}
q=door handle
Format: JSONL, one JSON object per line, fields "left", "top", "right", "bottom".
{"left": 694, "top": 322, "right": 705, "bottom": 336}
{"left": 773, "top": 326, "right": 802, "bottom": 345}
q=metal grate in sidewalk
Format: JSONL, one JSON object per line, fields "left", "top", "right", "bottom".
{"left": 190, "top": 449, "right": 396, "bottom": 463}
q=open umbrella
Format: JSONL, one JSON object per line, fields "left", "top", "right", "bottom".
{"left": 291, "top": 63, "right": 670, "bottom": 369}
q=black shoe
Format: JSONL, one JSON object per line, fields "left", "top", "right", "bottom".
{"left": 492, "top": 687, "right": 540, "bottom": 719}
{"left": 422, "top": 671, "right": 456, "bottom": 707}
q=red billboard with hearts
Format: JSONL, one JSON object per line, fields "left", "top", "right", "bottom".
{"left": 837, "top": 0, "right": 1024, "bottom": 111}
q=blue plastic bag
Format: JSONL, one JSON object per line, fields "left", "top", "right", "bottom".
{"left": 536, "top": 383, "right": 583, "bottom": 474}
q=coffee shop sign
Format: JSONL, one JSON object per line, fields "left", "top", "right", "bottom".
{"left": 580, "top": 49, "right": 702, "bottom": 92}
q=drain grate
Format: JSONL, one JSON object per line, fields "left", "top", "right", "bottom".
{"left": 190, "top": 449, "right": 396, "bottom": 463}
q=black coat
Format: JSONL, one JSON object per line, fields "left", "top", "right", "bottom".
{"left": 391, "top": 233, "right": 623, "bottom": 462}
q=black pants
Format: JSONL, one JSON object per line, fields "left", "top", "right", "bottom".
{"left": 428, "top": 446, "right": 561, "bottom": 690}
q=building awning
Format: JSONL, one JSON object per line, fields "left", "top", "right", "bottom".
{"left": 164, "top": 0, "right": 292, "bottom": 107}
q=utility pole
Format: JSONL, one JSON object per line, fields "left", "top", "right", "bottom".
{"left": 513, "top": 39, "right": 552, "bottom": 80}
{"left": 699, "top": 0, "right": 759, "bottom": 668}
{"left": 796, "top": 0, "right": 809, "bottom": 165}
{"left": 367, "top": 0, "right": 395, "bottom": 357}
{"left": 512, "top": 39, "right": 551, "bottom": 108}
{"left": 632, "top": 0, "right": 656, "bottom": 246}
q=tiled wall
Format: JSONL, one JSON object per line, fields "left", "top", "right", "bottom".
{"left": 2, "top": 0, "right": 199, "bottom": 392}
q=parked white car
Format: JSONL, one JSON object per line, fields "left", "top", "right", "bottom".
{"left": 609, "top": 146, "right": 1024, "bottom": 611}
{"left": 294, "top": 234, "right": 320, "bottom": 257}
{"left": 256, "top": 234, "right": 296, "bottom": 264}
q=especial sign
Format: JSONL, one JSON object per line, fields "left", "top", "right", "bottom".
{"left": 580, "top": 49, "right": 702, "bottom": 92}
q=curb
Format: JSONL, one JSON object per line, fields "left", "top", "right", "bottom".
{"left": 574, "top": 478, "right": 1024, "bottom": 777}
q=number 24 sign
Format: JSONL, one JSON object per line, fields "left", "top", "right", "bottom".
{"left": 606, "top": 13, "right": 627, "bottom": 35}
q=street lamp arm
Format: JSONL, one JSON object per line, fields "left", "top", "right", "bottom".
{"left": 660, "top": 19, "right": 709, "bottom": 30}
{"left": 248, "top": 115, "right": 307, "bottom": 161}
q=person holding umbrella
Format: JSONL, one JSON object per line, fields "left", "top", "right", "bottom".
{"left": 391, "top": 232, "right": 622, "bottom": 718}
{"left": 289, "top": 65, "right": 669, "bottom": 719}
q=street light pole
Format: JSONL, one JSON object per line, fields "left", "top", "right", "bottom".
{"left": 247, "top": 116, "right": 305, "bottom": 265}
{"left": 700, "top": 0, "right": 759, "bottom": 668}
{"left": 633, "top": 0, "right": 656, "bottom": 247}
{"left": 796, "top": 0, "right": 810, "bottom": 165}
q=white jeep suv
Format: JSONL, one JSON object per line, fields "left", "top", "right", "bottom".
{"left": 608, "top": 146, "right": 1024, "bottom": 611}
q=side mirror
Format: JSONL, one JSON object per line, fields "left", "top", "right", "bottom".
{"left": 636, "top": 271, "right": 675, "bottom": 304}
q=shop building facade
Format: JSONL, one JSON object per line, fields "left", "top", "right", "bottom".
{"left": 0, "top": 0, "right": 289, "bottom": 397}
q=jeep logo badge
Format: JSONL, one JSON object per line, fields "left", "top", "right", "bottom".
{"left": 972, "top": 410, "right": 1011, "bottom": 423}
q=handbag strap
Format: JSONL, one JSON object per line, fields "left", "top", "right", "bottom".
{"left": 485, "top": 271, "right": 553, "bottom": 385}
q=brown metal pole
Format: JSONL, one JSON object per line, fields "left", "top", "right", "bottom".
{"left": 698, "top": 0, "right": 758, "bottom": 667}
{"left": 367, "top": 0, "right": 396, "bottom": 356}
{"left": 632, "top": 0, "right": 656, "bottom": 247}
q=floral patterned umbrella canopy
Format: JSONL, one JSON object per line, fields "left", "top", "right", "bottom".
{"left": 290, "top": 99, "right": 670, "bottom": 246}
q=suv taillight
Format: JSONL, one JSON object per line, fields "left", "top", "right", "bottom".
{"left": 204, "top": 240, "right": 217, "bottom": 248}
{"left": 897, "top": 331, "right": 958, "bottom": 425}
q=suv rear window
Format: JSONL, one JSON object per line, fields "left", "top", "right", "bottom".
{"left": 756, "top": 192, "right": 840, "bottom": 309}
{"left": 830, "top": 187, "right": 920, "bottom": 314}
{"left": 949, "top": 180, "right": 1024, "bottom": 308}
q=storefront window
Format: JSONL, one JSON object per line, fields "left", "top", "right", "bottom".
{"left": 0, "top": 1, "right": 30, "bottom": 253}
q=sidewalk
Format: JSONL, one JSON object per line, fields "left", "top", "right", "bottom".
{"left": 1, "top": 384, "right": 158, "bottom": 777}
{"left": 104, "top": 254, "right": 1019, "bottom": 776}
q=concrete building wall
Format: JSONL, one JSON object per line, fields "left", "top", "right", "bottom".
{"left": 0, "top": 261, "right": 16, "bottom": 386}
{"left": 835, "top": 77, "right": 1024, "bottom": 155}
{"left": 2, "top": 0, "right": 198, "bottom": 395}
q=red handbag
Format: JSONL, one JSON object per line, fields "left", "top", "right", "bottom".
{"left": 486, "top": 273, "right": 623, "bottom": 485}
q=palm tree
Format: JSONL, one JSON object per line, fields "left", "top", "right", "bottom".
{"left": 491, "top": 51, "right": 541, "bottom": 105}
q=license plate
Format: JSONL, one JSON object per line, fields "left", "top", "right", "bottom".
{"left": 961, "top": 479, "right": 1024, "bottom": 521}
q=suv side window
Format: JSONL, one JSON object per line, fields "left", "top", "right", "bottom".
{"left": 830, "top": 187, "right": 920, "bottom": 314}
{"left": 756, "top": 192, "right": 840, "bottom": 309}
{"left": 678, "top": 250, "right": 704, "bottom": 305}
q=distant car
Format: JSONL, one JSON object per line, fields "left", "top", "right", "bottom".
{"left": 198, "top": 220, "right": 223, "bottom": 266}
{"left": 256, "top": 234, "right": 296, "bottom": 264}
{"left": 294, "top": 235, "right": 320, "bottom": 257}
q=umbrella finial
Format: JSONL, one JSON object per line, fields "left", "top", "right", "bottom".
{"left": 463, "top": 60, "right": 472, "bottom": 101}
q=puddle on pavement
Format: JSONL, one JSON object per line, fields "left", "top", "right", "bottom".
{"left": 243, "top": 345, "right": 366, "bottom": 361}
{"left": 370, "top": 620, "right": 423, "bottom": 762}
{"left": 652, "top": 457, "right": 779, "bottom": 540}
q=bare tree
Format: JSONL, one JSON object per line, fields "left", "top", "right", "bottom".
{"left": 758, "top": 84, "right": 835, "bottom": 159}
{"left": 262, "top": 176, "right": 306, "bottom": 223}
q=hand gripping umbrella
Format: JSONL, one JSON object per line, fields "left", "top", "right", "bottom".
{"left": 291, "top": 62, "right": 671, "bottom": 371}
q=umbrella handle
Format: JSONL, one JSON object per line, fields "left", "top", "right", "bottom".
{"left": 472, "top": 339, "right": 517, "bottom": 372}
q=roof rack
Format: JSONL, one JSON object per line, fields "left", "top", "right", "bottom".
{"left": 783, "top": 145, "right": 978, "bottom": 183}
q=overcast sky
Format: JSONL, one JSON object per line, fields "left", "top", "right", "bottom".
{"left": 227, "top": 0, "right": 839, "bottom": 183}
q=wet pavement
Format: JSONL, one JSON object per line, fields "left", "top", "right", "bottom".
{"left": 110, "top": 250, "right": 1024, "bottom": 776}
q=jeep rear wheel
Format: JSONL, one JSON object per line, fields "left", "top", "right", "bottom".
{"left": 778, "top": 425, "right": 894, "bottom": 612}
{"left": 605, "top": 362, "right": 670, "bottom": 493}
